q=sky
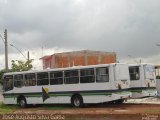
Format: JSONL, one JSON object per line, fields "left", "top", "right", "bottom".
{"left": 0, "top": 0, "right": 160, "bottom": 69}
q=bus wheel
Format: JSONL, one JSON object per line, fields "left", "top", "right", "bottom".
{"left": 18, "top": 97, "right": 27, "bottom": 108}
{"left": 71, "top": 95, "right": 84, "bottom": 108}
{"left": 115, "top": 99, "right": 124, "bottom": 104}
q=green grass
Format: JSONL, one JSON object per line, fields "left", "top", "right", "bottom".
{"left": 144, "top": 109, "right": 160, "bottom": 114}
{"left": 0, "top": 103, "right": 73, "bottom": 114}
{"left": 0, "top": 102, "right": 17, "bottom": 114}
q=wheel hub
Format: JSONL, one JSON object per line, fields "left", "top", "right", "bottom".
{"left": 74, "top": 98, "right": 80, "bottom": 107}
{"left": 20, "top": 100, "right": 25, "bottom": 106}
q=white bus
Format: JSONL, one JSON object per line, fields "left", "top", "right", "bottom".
{"left": 156, "top": 80, "right": 160, "bottom": 97}
{"left": 129, "top": 63, "right": 157, "bottom": 98}
{"left": 3, "top": 63, "right": 131, "bottom": 107}
{"left": 155, "top": 65, "right": 160, "bottom": 97}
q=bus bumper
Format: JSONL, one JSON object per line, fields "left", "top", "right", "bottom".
{"left": 131, "top": 89, "right": 157, "bottom": 98}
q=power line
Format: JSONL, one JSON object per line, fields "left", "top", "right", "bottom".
{"left": 0, "top": 33, "right": 5, "bottom": 44}
{"left": 1, "top": 29, "right": 31, "bottom": 70}
{"left": 10, "top": 44, "right": 28, "bottom": 60}
{"left": 128, "top": 55, "right": 141, "bottom": 64}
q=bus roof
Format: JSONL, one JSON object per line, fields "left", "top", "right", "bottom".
{"left": 4, "top": 63, "right": 127, "bottom": 75}
{"left": 128, "top": 63, "right": 155, "bottom": 67}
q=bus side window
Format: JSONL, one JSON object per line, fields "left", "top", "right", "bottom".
{"left": 64, "top": 70, "right": 79, "bottom": 84}
{"left": 37, "top": 72, "right": 49, "bottom": 86}
{"left": 25, "top": 73, "right": 36, "bottom": 86}
{"left": 80, "top": 68, "right": 95, "bottom": 83}
{"left": 14, "top": 74, "right": 24, "bottom": 88}
{"left": 50, "top": 71, "right": 63, "bottom": 85}
{"left": 129, "top": 67, "right": 140, "bottom": 80}
{"left": 3, "top": 75, "right": 13, "bottom": 91}
{"left": 96, "top": 67, "right": 109, "bottom": 82}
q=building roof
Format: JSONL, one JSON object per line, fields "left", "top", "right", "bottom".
{"left": 40, "top": 50, "right": 116, "bottom": 60}
{"left": 40, "top": 55, "right": 52, "bottom": 60}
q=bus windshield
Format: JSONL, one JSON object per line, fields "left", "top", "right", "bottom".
{"left": 3, "top": 75, "right": 13, "bottom": 92}
{"left": 115, "top": 64, "right": 129, "bottom": 80}
{"left": 144, "top": 65, "right": 155, "bottom": 79}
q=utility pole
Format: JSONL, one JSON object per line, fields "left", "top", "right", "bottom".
{"left": 4, "top": 29, "right": 8, "bottom": 71}
{"left": 42, "top": 46, "right": 43, "bottom": 57}
{"left": 27, "top": 51, "right": 30, "bottom": 68}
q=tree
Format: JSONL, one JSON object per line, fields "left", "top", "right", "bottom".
{"left": 0, "top": 69, "right": 12, "bottom": 84}
{"left": 11, "top": 60, "right": 33, "bottom": 72}
{"left": 0, "top": 69, "right": 7, "bottom": 84}
{"left": 0, "top": 59, "right": 33, "bottom": 84}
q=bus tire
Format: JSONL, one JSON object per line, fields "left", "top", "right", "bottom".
{"left": 18, "top": 97, "right": 27, "bottom": 108}
{"left": 71, "top": 95, "right": 84, "bottom": 108}
{"left": 115, "top": 99, "right": 124, "bottom": 104}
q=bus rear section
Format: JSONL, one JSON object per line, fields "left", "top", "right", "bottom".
{"left": 110, "top": 64, "right": 131, "bottom": 103}
{"left": 76, "top": 64, "right": 131, "bottom": 105}
{"left": 155, "top": 65, "right": 160, "bottom": 97}
{"left": 129, "top": 64, "right": 157, "bottom": 98}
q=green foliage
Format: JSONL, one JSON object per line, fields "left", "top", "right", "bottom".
{"left": 0, "top": 60, "right": 33, "bottom": 84}
{"left": 0, "top": 102, "right": 16, "bottom": 114}
{"left": 11, "top": 59, "right": 33, "bottom": 72}
{"left": 144, "top": 109, "right": 160, "bottom": 114}
{"left": 0, "top": 69, "right": 8, "bottom": 84}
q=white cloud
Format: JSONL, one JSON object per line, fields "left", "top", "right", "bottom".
{"left": 0, "top": 0, "right": 160, "bottom": 70}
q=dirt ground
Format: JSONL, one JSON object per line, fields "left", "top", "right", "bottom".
{"left": 0, "top": 96, "right": 160, "bottom": 120}
{"left": 7, "top": 103, "right": 159, "bottom": 120}
{"left": 12, "top": 103, "right": 160, "bottom": 114}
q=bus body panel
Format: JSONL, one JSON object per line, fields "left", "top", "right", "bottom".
{"left": 129, "top": 64, "right": 157, "bottom": 98}
{"left": 3, "top": 63, "right": 131, "bottom": 105}
{"left": 114, "top": 64, "right": 130, "bottom": 89}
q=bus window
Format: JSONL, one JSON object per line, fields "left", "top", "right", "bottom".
{"left": 129, "top": 67, "right": 140, "bottom": 80}
{"left": 24, "top": 73, "right": 36, "bottom": 86}
{"left": 80, "top": 68, "right": 95, "bottom": 83}
{"left": 50, "top": 71, "right": 63, "bottom": 85}
{"left": 96, "top": 67, "right": 109, "bottom": 82}
{"left": 14, "top": 74, "right": 24, "bottom": 87}
{"left": 37, "top": 72, "right": 49, "bottom": 86}
{"left": 3, "top": 75, "right": 13, "bottom": 91}
{"left": 64, "top": 70, "right": 79, "bottom": 84}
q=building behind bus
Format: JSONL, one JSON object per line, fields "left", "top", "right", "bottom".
{"left": 40, "top": 50, "right": 116, "bottom": 69}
